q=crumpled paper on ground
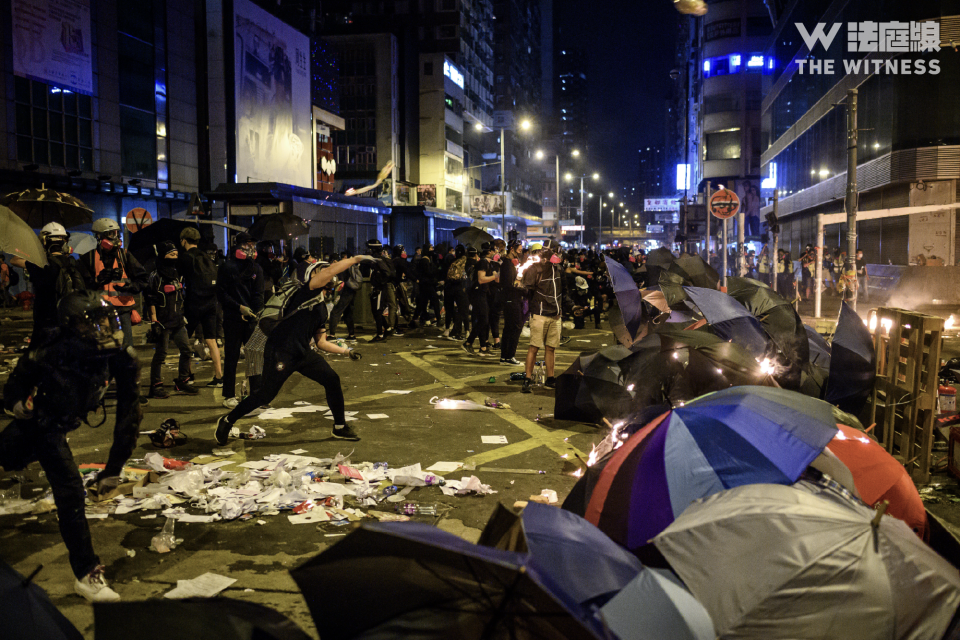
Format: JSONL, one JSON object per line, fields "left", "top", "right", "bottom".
{"left": 162, "top": 469, "right": 205, "bottom": 497}
{"left": 440, "top": 476, "right": 497, "bottom": 496}
{"left": 247, "top": 425, "right": 266, "bottom": 440}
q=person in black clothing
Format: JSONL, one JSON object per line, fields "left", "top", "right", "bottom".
{"left": 391, "top": 245, "right": 413, "bottom": 331}
{"left": 488, "top": 240, "right": 505, "bottom": 350}
{"left": 146, "top": 242, "right": 199, "bottom": 398}
{"left": 412, "top": 244, "right": 443, "bottom": 329}
{"left": 462, "top": 246, "right": 499, "bottom": 357}
{"left": 442, "top": 245, "right": 469, "bottom": 341}
{"left": 178, "top": 227, "right": 223, "bottom": 386}
{"left": 498, "top": 240, "right": 524, "bottom": 365}
{"left": 564, "top": 276, "right": 597, "bottom": 330}
{"left": 328, "top": 251, "right": 361, "bottom": 340}
{"left": 215, "top": 255, "right": 373, "bottom": 444}
{"left": 217, "top": 232, "right": 264, "bottom": 408}
{"left": 362, "top": 239, "right": 395, "bottom": 342}
{"left": 2, "top": 291, "right": 141, "bottom": 602}
{"left": 292, "top": 246, "right": 317, "bottom": 283}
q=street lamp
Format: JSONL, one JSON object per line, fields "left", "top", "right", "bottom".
{"left": 565, "top": 171, "right": 599, "bottom": 247}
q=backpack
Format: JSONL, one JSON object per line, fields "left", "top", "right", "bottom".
{"left": 256, "top": 277, "right": 305, "bottom": 335}
{"left": 52, "top": 256, "right": 79, "bottom": 299}
{"left": 370, "top": 258, "right": 395, "bottom": 289}
{"left": 464, "top": 261, "right": 479, "bottom": 293}
{"left": 344, "top": 264, "right": 362, "bottom": 291}
{"left": 190, "top": 251, "right": 218, "bottom": 297}
{"left": 447, "top": 256, "right": 466, "bottom": 281}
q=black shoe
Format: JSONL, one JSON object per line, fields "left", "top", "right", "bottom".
{"left": 346, "top": 335, "right": 357, "bottom": 340}
{"left": 139, "top": 396, "right": 149, "bottom": 405}
{"left": 184, "top": 373, "right": 195, "bottom": 383}
{"left": 174, "top": 378, "right": 200, "bottom": 395}
{"left": 521, "top": 378, "right": 532, "bottom": 394}
{"left": 461, "top": 342, "right": 475, "bottom": 355}
{"left": 478, "top": 348, "right": 493, "bottom": 358}
{"left": 149, "top": 384, "right": 169, "bottom": 399}
{"left": 385, "top": 328, "right": 394, "bottom": 336}
{"left": 206, "top": 377, "right": 223, "bottom": 388}
{"left": 545, "top": 376, "right": 557, "bottom": 389}
{"left": 371, "top": 334, "right": 386, "bottom": 343}
{"left": 214, "top": 415, "right": 233, "bottom": 446}
{"left": 559, "top": 336, "right": 572, "bottom": 346}
{"left": 332, "top": 424, "right": 361, "bottom": 441}
{"left": 501, "top": 357, "right": 521, "bottom": 366}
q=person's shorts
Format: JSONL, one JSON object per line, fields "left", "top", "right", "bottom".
{"left": 529, "top": 314, "right": 561, "bottom": 349}
{"left": 185, "top": 300, "right": 218, "bottom": 339}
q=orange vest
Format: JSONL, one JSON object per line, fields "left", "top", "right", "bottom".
{"left": 94, "top": 250, "right": 135, "bottom": 307}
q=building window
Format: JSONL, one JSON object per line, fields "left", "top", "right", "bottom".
{"left": 706, "top": 130, "right": 741, "bottom": 161}
{"left": 14, "top": 77, "right": 93, "bottom": 170}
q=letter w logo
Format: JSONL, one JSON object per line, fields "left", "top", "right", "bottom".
{"left": 796, "top": 23, "right": 842, "bottom": 51}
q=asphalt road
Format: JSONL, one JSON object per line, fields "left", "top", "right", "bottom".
{"left": 0, "top": 309, "right": 609, "bottom": 638}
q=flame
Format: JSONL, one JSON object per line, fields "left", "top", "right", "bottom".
{"left": 869, "top": 314, "right": 878, "bottom": 332}
{"left": 881, "top": 318, "right": 893, "bottom": 335}
{"left": 573, "top": 468, "right": 583, "bottom": 478}
{"left": 947, "top": 315, "right": 956, "bottom": 330}
{"left": 626, "top": 384, "right": 635, "bottom": 391}
{"left": 586, "top": 445, "right": 599, "bottom": 466}
{"left": 758, "top": 358, "right": 776, "bottom": 375}
{"left": 515, "top": 255, "right": 542, "bottom": 280}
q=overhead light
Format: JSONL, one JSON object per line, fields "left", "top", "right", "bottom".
{"left": 474, "top": 122, "right": 483, "bottom": 131}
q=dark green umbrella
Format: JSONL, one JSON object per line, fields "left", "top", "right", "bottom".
{"left": 646, "top": 247, "right": 676, "bottom": 268}
{"left": 726, "top": 277, "right": 810, "bottom": 369}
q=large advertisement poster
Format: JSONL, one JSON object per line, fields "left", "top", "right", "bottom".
{"left": 234, "top": 0, "right": 311, "bottom": 187}
{"left": 11, "top": 0, "right": 93, "bottom": 95}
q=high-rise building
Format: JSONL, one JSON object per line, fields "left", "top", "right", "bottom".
{"left": 639, "top": 146, "right": 666, "bottom": 200}
{"left": 554, "top": 47, "right": 588, "bottom": 156}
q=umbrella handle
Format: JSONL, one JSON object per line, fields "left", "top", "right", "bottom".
{"left": 871, "top": 500, "right": 889, "bottom": 528}
{"left": 21, "top": 564, "right": 43, "bottom": 587}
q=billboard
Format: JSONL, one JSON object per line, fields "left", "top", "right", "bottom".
{"left": 234, "top": 0, "right": 311, "bottom": 187}
{"left": 645, "top": 198, "right": 681, "bottom": 211}
{"left": 470, "top": 194, "right": 503, "bottom": 215}
{"left": 417, "top": 184, "right": 437, "bottom": 207}
{"left": 12, "top": 0, "right": 93, "bottom": 95}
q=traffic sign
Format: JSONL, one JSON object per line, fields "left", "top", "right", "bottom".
{"left": 125, "top": 208, "right": 152, "bottom": 233}
{"left": 562, "top": 225, "right": 585, "bottom": 232}
{"left": 708, "top": 188, "right": 740, "bottom": 219}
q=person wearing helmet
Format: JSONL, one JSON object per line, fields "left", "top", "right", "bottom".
{"left": 216, "top": 232, "right": 265, "bottom": 409}
{"left": 145, "top": 242, "right": 199, "bottom": 399}
{"left": 2, "top": 291, "right": 142, "bottom": 602}
{"left": 8, "top": 221, "right": 86, "bottom": 346}
{"left": 77, "top": 217, "right": 148, "bottom": 349}
{"left": 215, "top": 254, "right": 374, "bottom": 444}
{"left": 520, "top": 238, "right": 564, "bottom": 393}
{"left": 564, "top": 275, "right": 594, "bottom": 330}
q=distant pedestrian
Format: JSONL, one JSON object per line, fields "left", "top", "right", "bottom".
{"left": 146, "top": 242, "right": 198, "bottom": 398}
{"left": 327, "top": 250, "right": 361, "bottom": 340}
{"left": 217, "top": 232, "right": 264, "bottom": 408}
{"left": 177, "top": 227, "right": 223, "bottom": 386}
{"left": 498, "top": 240, "right": 524, "bottom": 365}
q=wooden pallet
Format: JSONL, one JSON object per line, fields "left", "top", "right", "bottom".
{"left": 867, "top": 308, "right": 944, "bottom": 484}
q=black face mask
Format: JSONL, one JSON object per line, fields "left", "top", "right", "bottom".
{"left": 159, "top": 257, "right": 178, "bottom": 279}
{"left": 46, "top": 238, "right": 67, "bottom": 255}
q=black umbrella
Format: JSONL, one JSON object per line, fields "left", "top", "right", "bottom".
{"left": 247, "top": 213, "right": 310, "bottom": 241}
{"left": 825, "top": 302, "right": 876, "bottom": 415}
{"left": 95, "top": 598, "right": 312, "bottom": 640}
{"left": 0, "top": 187, "right": 93, "bottom": 228}
{"left": 453, "top": 225, "right": 496, "bottom": 249}
{"left": 291, "top": 521, "right": 600, "bottom": 640}
{"left": 645, "top": 247, "right": 675, "bottom": 268}
{"left": 126, "top": 218, "right": 200, "bottom": 266}
{"left": 0, "top": 562, "right": 82, "bottom": 640}
{"left": 668, "top": 254, "right": 720, "bottom": 289}
{"left": 727, "top": 277, "right": 810, "bottom": 370}
{"left": 0, "top": 205, "right": 48, "bottom": 267}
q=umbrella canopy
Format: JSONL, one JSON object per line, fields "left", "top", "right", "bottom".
{"left": 599, "top": 568, "right": 715, "bottom": 640}
{"left": 452, "top": 225, "right": 495, "bottom": 249}
{"left": 654, "top": 482, "right": 960, "bottom": 640}
{"left": 291, "top": 521, "right": 601, "bottom": 640}
{"left": 67, "top": 232, "right": 97, "bottom": 256}
{"left": 555, "top": 346, "right": 638, "bottom": 423}
{"left": 0, "top": 187, "right": 93, "bottom": 228}
{"left": 584, "top": 386, "right": 839, "bottom": 550}
{"left": 668, "top": 254, "right": 720, "bottom": 289}
{"left": 645, "top": 247, "right": 676, "bottom": 268}
{"left": 95, "top": 598, "right": 313, "bottom": 640}
{"left": 0, "top": 561, "right": 82, "bottom": 640}
{"left": 805, "top": 324, "right": 831, "bottom": 368}
{"left": 726, "top": 277, "right": 810, "bottom": 369}
{"left": 478, "top": 502, "right": 642, "bottom": 609}
{"left": 247, "top": 213, "right": 310, "bottom": 242}
{"left": 826, "top": 424, "right": 927, "bottom": 538}
{"left": 605, "top": 256, "right": 644, "bottom": 341}
{"left": 0, "top": 205, "right": 48, "bottom": 267}
{"left": 683, "top": 286, "right": 770, "bottom": 359}
{"left": 825, "top": 302, "right": 876, "bottom": 414}
{"left": 126, "top": 217, "right": 200, "bottom": 266}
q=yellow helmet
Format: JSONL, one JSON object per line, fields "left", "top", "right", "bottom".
{"left": 529, "top": 242, "right": 543, "bottom": 251}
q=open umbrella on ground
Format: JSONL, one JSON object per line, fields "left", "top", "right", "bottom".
{"left": 127, "top": 217, "right": 200, "bottom": 266}
{"left": 452, "top": 225, "right": 495, "bottom": 249}
{"left": 67, "top": 231, "right": 97, "bottom": 256}
{"left": 0, "top": 561, "right": 81, "bottom": 640}
{"left": 95, "top": 598, "right": 312, "bottom": 640}
{"left": 668, "top": 254, "right": 720, "bottom": 289}
{"left": 805, "top": 324, "right": 831, "bottom": 368}
{"left": 555, "top": 345, "right": 639, "bottom": 423}
{"left": 599, "top": 568, "right": 715, "bottom": 640}
{"left": 1, "top": 187, "right": 93, "bottom": 228}
{"left": 605, "top": 256, "right": 645, "bottom": 341}
{"left": 682, "top": 286, "right": 770, "bottom": 359}
{"left": 583, "top": 386, "right": 839, "bottom": 551}
{"left": 247, "top": 212, "right": 310, "bottom": 242}
{"left": 726, "top": 277, "right": 809, "bottom": 367}
{"left": 654, "top": 481, "right": 960, "bottom": 640}
{"left": 0, "top": 205, "right": 48, "bottom": 267}
{"left": 825, "top": 302, "right": 876, "bottom": 414}
{"left": 290, "top": 521, "right": 601, "bottom": 640}
{"left": 825, "top": 424, "right": 927, "bottom": 538}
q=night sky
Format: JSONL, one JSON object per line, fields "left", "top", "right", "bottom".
{"left": 554, "top": 0, "right": 681, "bottom": 202}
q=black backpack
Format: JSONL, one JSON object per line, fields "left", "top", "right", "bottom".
{"left": 189, "top": 250, "right": 218, "bottom": 297}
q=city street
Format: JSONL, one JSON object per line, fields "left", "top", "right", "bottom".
{"left": 0, "top": 309, "right": 606, "bottom": 638}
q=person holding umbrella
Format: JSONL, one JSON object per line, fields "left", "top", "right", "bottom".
{"left": 145, "top": 242, "right": 199, "bottom": 399}
{"left": 178, "top": 227, "right": 223, "bottom": 387}
{"left": 217, "top": 232, "right": 264, "bottom": 409}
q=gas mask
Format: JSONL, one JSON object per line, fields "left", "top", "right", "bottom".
{"left": 99, "top": 232, "right": 120, "bottom": 251}
{"left": 235, "top": 246, "right": 255, "bottom": 260}
{"left": 73, "top": 307, "right": 124, "bottom": 352}
{"left": 45, "top": 237, "right": 68, "bottom": 255}
{"left": 548, "top": 253, "right": 562, "bottom": 264}
{"left": 401, "top": 252, "right": 407, "bottom": 259}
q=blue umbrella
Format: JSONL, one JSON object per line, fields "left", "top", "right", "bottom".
{"left": 683, "top": 286, "right": 770, "bottom": 358}
{"left": 599, "top": 568, "right": 715, "bottom": 640}
{"left": 0, "top": 561, "right": 82, "bottom": 640}
{"left": 805, "top": 324, "right": 831, "bottom": 368}
{"left": 825, "top": 302, "right": 876, "bottom": 414}
{"left": 605, "top": 255, "right": 644, "bottom": 339}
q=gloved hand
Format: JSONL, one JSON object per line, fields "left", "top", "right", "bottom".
{"left": 95, "top": 270, "right": 115, "bottom": 286}
{"left": 348, "top": 349, "right": 362, "bottom": 361}
{"left": 355, "top": 255, "right": 377, "bottom": 263}
{"left": 114, "top": 284, "right": 136, "bottom": 294}
{"left": 10, "top": 400, "right": 33, "bottom": 420}
{"left": 94, "top": 473, "right": 121, "bottom": 495}
{"left": 239, "top": 305, "right": 257, "bottom": 319}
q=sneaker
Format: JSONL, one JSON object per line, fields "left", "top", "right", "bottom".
{"left": 174, "top": 378, "right": 200, "bottom": 395}
{"left": 442, "top": 327, "right": 451, "bottom": 338}
{"left": 371, "top": 334, "right": 386, "bottom": 342}
{"left": 500, "top": 357, "right": 521, "bottom": 366}
{"left": 206, "top": 377, "right": 223, "bottom": 388}
{"left": 149, "top": 384, "right": 169, "bottom": 399}
{"left": 222, "top": 397, "right": 240, "bottom": 409}
{"left": 461, "top": 342, "right": 475, "bottom": 355}
{"left": 545, "top": 376, "right": 557, "bottom": 389}
{"left": 75, "top": 566, "right": 120, "bottom": 603}
{"left": 214, "top": 415, "right": 233, "bottom": 446}
{"left": 332, "top": 424, "right": 361, "bottom": 441}
{"left": 393, "top": 329, "right": 404, "bottom": 336}
{"left": 559, "top": 336, "right": 572, "bottom": 346}
{"left": 522, "top": 378, "right": 533, "bottom": 394}
{"left": 478, "top": 349, "right": 493, "bottom": 358}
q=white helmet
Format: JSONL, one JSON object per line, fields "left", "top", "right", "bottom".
{"left": 92, "top": 217, "right": 120, "bottom": 236}
{"left": 40, "top": 222, "right": 68, "bottom": 240}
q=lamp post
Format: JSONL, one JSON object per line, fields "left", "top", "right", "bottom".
{"left": 476, "top": 118, "right": 531, "bottom": 238}
{"left": 565, "top": 170, "right": 599, "bottom": 247}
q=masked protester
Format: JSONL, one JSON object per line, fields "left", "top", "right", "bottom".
{"left": 77, "top": 218, "right": 148, "bottom": 349}
{"left": 521, "top": 238, "right": 564, "bottom": 393}
{"left": 361, "top": 239, "right": 396, "bottom": 342}
{"left": 215, "top": 255, "right": 374, "bottom": 444}
{"left": 498, "top": 240, "right": 524, "bottom": 365}
{"left": 442, "top": 245, "right": 470, "bottom": 341}
{"left": 411, "top": 244, "right": 442, "bottom": 329}
{"left": 9, "top": 222, "right": 87, "bottom": 348}
{"left": 217, "top": 232, "right": 264, "bottom": 408}
{"left": 292, "top": 246, "right": 317, "bottom": 284}
{"left": 390, "top": 245, "right": 413, "bottom": 332}
{"left": 462, "top": 245, "right": 499, "bottom": 357}
{"left": 488, "top": 240, "right": 506, "bottom": 350}
{"left": 177, "top": 227, "right": 223, "bottom": 386}
{"left": 146, "top": 242, "right": 198, "bottom": 398}
{"left": 328, "top": 251, "right": 361, "bottom": 340}
{"left": 1, "top": 291, "right": 141, "bottom": 602}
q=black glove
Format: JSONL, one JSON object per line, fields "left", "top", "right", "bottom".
{"left": 348, "top": 349, "right": 362, "bottom": 361}
{"left": 96, "top": 270, "right": 115, "bottom": 286}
